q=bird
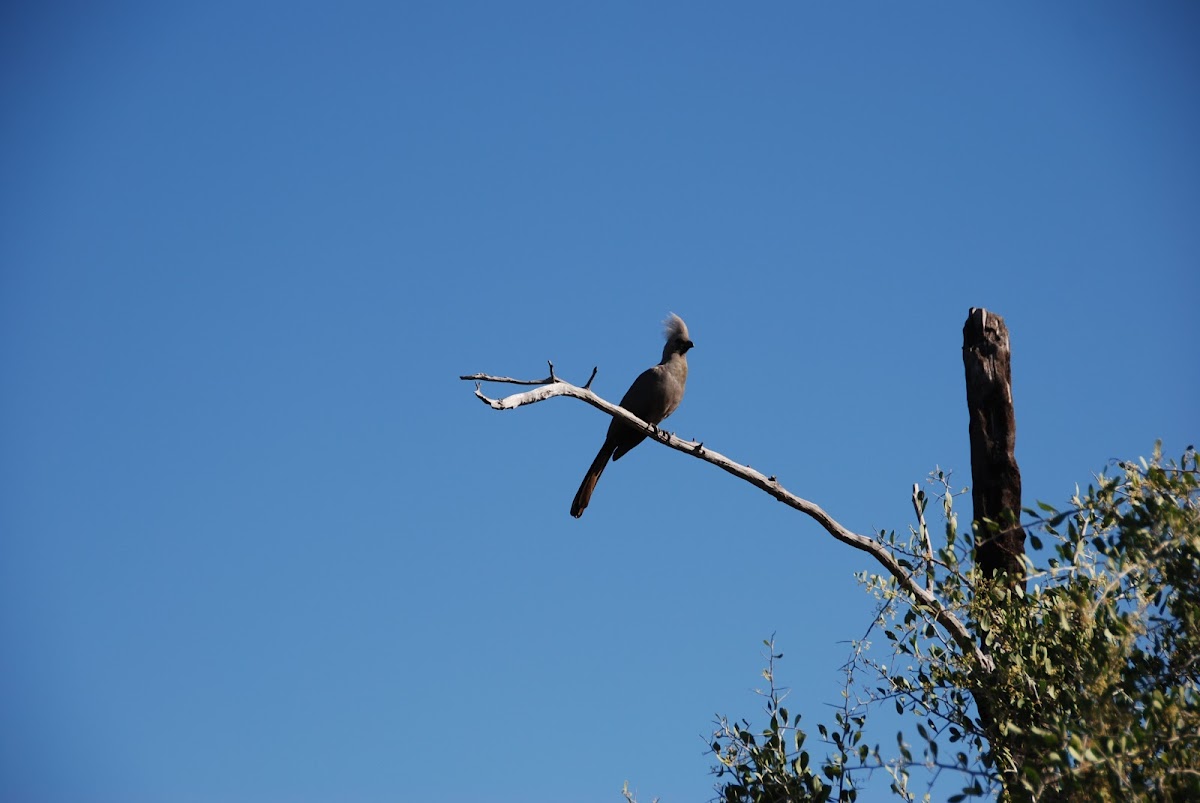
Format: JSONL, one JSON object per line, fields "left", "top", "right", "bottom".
{"left": 570, "top": 313, "right": 694, "bottom": 518}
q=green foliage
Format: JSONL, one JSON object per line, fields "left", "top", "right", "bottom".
{"left": 973, "top": 444, "right": 1200, "bottom": 801}
{"left": 708, "top": 445, "right": 1199, "bottom": 803}
{"left": 709, "top": 639, "right": 875, "bottom": 803}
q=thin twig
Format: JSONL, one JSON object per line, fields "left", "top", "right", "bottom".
{"left": 913, "top": 483, "right": 934, "bottom": 592}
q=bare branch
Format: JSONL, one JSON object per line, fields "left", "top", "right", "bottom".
{"left": 461, "top": 370, "right": 994, "bottom": 674}
{"left": 459, "top": 371, "right": 556, "bottom": 386}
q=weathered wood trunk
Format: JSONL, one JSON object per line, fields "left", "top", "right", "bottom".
{"left": 962, "top": 307, "right": 1027, "bottom": 588}
{"left": 963, "top": 308, "right": 1034, "bottom": 802}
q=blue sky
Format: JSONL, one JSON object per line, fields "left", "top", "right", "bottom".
{"left": 2, "top": 3, "right": 1196, "bottom": 802}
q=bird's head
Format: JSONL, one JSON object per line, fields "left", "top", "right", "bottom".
{"left": 662, "top": 312, "right": 694, "bottom": 359}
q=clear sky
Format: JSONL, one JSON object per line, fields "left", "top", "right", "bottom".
{"left": 2, "top": 3, "right": 1196, "bottom": 802}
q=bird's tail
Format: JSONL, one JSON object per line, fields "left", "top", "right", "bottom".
{"left": 571, "top": 442, "right": 615, "bottom": 518}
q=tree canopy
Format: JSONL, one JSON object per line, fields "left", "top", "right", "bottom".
{"left": 709, "top": 445, "right": 1199, "bottom": 802}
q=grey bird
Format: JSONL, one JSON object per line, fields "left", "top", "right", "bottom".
{"left": 570, "top": 313, "right": 694, "bottom": 518}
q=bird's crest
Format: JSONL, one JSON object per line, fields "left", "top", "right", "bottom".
{"left": 663, "top": 312, "right": 690, "bottom": 343}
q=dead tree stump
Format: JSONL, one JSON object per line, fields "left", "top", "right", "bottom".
{"left": 963, "top": 307, "right": 1027, "bottom": 588}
